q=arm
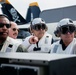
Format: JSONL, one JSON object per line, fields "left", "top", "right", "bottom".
{"left": 16, "top": 44, "right": 28, "bottom": 52}
{"left": 17, "top": 36, "right": 38, "bottom": 52}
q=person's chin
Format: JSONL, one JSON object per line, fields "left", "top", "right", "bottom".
{"left": 1, "top": 36, "right": 8, "bottom": 40}
{"left": 40, "top": 34, "right": 44, "bottom": 36}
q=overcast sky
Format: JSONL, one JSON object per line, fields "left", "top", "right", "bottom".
{"left": 9, "top": 0, "right": 76, "bottom": 18}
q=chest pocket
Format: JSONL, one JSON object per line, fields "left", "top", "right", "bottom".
{"left": 6, "top": 44, "right": 13, "bottom": 52}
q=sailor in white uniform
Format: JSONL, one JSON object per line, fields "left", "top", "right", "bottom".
{"left": 1, "top": 36, "right": 21, "bottom": 52}
{"left": 0, "top": 14, "right": 24, "bottom": 52}
{"left": 50, "top": 18, "right": 76, "bottom": 54}
{"left": 22, "top": 18, "right": 53, "bottom": 53}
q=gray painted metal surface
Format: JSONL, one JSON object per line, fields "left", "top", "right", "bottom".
{"left": 40, "top": 5, "right": 76, "bottom": 23}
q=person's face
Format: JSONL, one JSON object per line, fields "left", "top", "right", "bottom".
{"left": 32, "top": 29, "right": 46, "bottom": 39}
{"left": 9, "top": 23, "right": 19, "bottom": 39}
{"left": 61, "top": 32, "right": 74, "bottom": 43}
{"left": 60, "top": 25, "right": 75, "bottom": 45}
{"left": 32, "top": 24, "right": 46, "bottom": 39}
{"left": 0, "top": 17, "right": 10, "bottom": 40}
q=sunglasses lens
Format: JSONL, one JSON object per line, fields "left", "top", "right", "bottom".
{"left": 33, "top": 24, "right": 46, "bottom": 30}
{"left": 61, "top": 25, "right": 75, "bottom": 34}
{"left": 35, "top": 25, "right": 41, "bottom": 30}
{"left": 0, "top": 23, "right": 10, "bottom": 28}
{"left": 69, "top": 26, "right": 75, "bottom": 32}
{"left": 13, "top": 28, "right": 16, "bottom": 31}
{"left": 42, "top": 24, "right": 46, "bottom": 30}
{"left": 0, "top": 24, "right": 3, "bottom": 28}
{"left": 61, "top": 27, "right": 68, "bottom": 34}
{"left": 12, "top": 28, "right": 19, "bottom": 32}
{"left": 6, "top": 24, "right": 11, "bottom": 28}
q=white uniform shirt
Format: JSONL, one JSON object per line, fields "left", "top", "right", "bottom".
{"left": 0, "top": 36, "right": 21, "bottom": 52}
{"left": 50, "top": 38, "right": 76, "bottom": 54}
{"left": 22, "top": 32, "right": 52, "bottom": 53}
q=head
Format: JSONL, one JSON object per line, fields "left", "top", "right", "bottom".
{"left": 8, "top": 21, "right": 19, "bottom": 39}
{"left": 54, "top": 18, "right": 76, "bottom": 45}
{"left": 0, "top": 14, "right": 10, "bottom": 42}
{"left": 30, "top": 18, "right": 48, "bottom": 39}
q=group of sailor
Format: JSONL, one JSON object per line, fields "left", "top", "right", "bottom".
{"left": 0, "top": 14, "right": 76, "bottom": 54}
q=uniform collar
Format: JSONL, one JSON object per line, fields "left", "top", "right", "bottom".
{"left": 60, "top": 39, "right": 67, "bottom": 50}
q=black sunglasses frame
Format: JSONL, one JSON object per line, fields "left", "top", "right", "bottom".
{"left": 60, "top": 25, "right": 76, "bottom": 34}
{"left": 0, "top": 23, "right": 11, "bottom": 28}
{"left": 32, "top": 24, "right": 47, "bottom": 31}
{"left": 12, "top": 28, "right": 19, "bottom": 32}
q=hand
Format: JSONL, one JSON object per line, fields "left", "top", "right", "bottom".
{"left": 29, "top": 36, "right": 38, "bottom": 44}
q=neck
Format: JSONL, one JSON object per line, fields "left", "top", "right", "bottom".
{"left": 63, "top": 40, "right": 72, "bottom": 46}
{"left": 0, "top": 38, "right": 6, "bottom": 44}
{"left": 0, "top": 40, "right": 5, "bottom": 44}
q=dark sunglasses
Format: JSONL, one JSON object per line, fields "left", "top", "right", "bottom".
{"left": 32, "top": 24, "right": 46, "bottom": 31}
{"left": 60, "top": 25, "right": 75, "bottom": 34}
{"left": 0, "top": 23, "right": 11, "bottom": 28}
{"left": 12, "top": 28, "right": 19, "bottom": 32}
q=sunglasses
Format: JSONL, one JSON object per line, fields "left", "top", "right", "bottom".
{"left": 60, "top": 25, "right": 75, "bottom": 34}
{"left": 12, "top": 28, "right": 19, "bottom": 32}
{"left": 0, "top": 23, "right": 11, "bottom": 28}
{"left": 32, "top": 24, "right": 46, "bottom": 31}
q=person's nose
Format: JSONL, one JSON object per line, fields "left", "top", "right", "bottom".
{"left": 67, "top": 32, "right": 71, "bottom": 34}
{"left": 40, "top": 28, "right": 43, "bottom": 31}
{"left": 2, "top": 25, "right": 7, "bottom": 29}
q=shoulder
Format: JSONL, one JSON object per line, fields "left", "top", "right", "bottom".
{"left": 51, "top": 41, "right": 60, "bottom": 47}
{"left": 50, "top": 41, "right": 60, "bottom": 53}
{"left": 24, "top": 35, "right": 33, "bottom": 41}
{"left": 45, "top": 32, "right": 52, "bottom": 36}
{"left": 73, "top": 38, "right": 76, "bottom": 41}
{"left": 44, "top": 32, "right": 53, "bottom": 39}
{"left": 7, "top": 37, "right": 21, "bottom": 44}
{"left": 22, "top": 35, "right": 33, "bottom": 45}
